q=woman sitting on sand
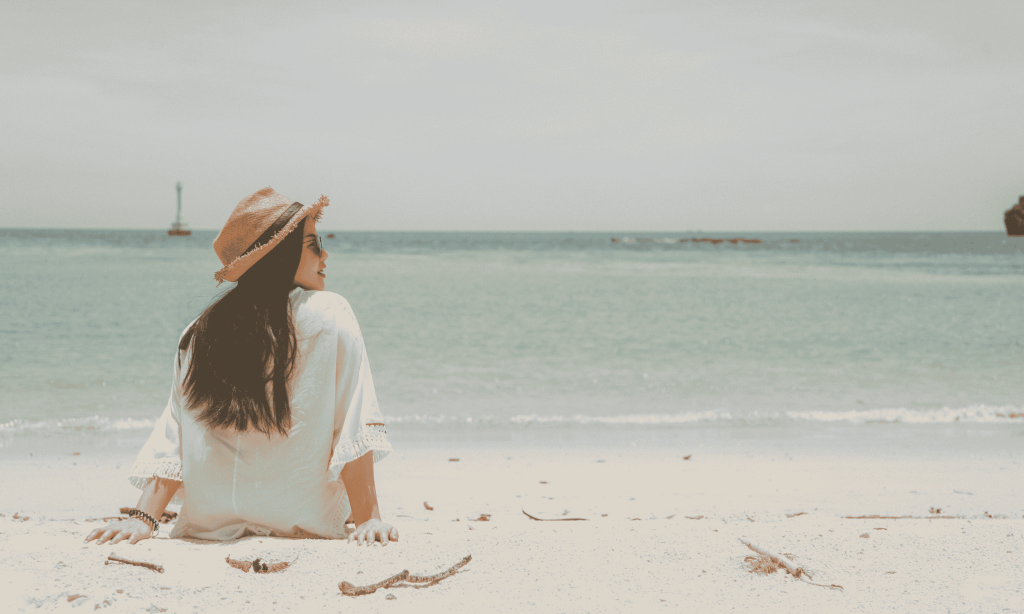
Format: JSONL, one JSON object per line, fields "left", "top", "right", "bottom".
{"left": 85, "top": 188, "right": 397, "bottom": 546}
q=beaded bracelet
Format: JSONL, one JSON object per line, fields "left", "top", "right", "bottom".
{"left": 126, "top": 509, "right": 160, "bottom": 537}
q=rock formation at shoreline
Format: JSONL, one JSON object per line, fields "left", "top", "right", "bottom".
{"left": 1005, "top": 196, "right": 1024, "bottom": 236}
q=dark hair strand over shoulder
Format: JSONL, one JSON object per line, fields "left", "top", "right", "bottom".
{"left": 178, "top": 218, "right": 307, "bottom": 437}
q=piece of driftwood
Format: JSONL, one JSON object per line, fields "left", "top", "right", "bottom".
{"left": 340, "top": 570, "right": 410, "bottom": 596}
{"left": 424, "top": 502, "right": 434, "bottom": 511}
{"left": 739, "top": 539, "right": 843, "bottom": 591}
{"left": 340, "top": 555, "right": 472, "bottom": 596}
{"left": 522, "top": 509, "right": 588, "bottom": 521}
{"left": 105, "top": 555, "right": 164, "bottom": 573}
{"left": 407, "top": 555, "right": 472, "bottom": 586}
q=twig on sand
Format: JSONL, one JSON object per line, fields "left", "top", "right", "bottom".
{"left": 340, "top": 570, "right": 410, "bottom": 596}
{"left": 407, "top": 554, "right": 472, "bottom": 586}
{"left": 521, "top": 509, "right": 588, "bottom": 521}
{"left": 105, "top": 555, "right": 164, "bottom": 573}
{"left": 340, "top": 555, "right": 472, "bottom": 596}
{"left": 739, "top": 539, "right": 842, "bottom": 591}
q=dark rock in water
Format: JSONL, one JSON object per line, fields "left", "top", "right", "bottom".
{"left": 1005, "top": 196, "right": 1024, "bottom": 236}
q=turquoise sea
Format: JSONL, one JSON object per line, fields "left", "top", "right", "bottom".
{"left": 2, "top": 230, "right": 1023, "bottom": 446}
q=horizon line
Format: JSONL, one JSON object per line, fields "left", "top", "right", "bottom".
{"left": 0, "top": 227, "right": 1014, "bottom": 235}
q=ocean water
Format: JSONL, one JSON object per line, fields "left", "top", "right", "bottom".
{"left": 2, "top": 229, "right": 1024, "bottom": 444}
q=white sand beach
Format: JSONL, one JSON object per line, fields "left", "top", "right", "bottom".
{"left": 2, "top": 429, "right": 1023, "bottom": 613}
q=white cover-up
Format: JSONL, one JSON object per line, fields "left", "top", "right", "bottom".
{"left": 127, "top": 288, "right": 392, "bottom": 540}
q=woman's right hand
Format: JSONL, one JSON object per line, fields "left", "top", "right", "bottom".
{"left": 84, "top": 518, "right": 153, "bottom": 545}
{"left": 348, "top": 519, "right": 399, "bottom": 546}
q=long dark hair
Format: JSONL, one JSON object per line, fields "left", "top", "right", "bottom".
{"left": 178, "top": 219, "right": 306, "bottom": 437}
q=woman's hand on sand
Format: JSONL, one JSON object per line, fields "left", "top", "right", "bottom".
{"left": 348, "top": 519, "right": 398, "bottom": 546}
{"left": 83, "top": 518, "right": 153, "bottom": 545}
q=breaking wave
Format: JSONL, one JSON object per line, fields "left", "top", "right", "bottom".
{"left": 2, "top": 405, "right": 1021, "bottom": 436}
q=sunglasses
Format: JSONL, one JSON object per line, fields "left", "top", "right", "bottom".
{"left": 305, "top": 235, "right": 324, "bottom": 257}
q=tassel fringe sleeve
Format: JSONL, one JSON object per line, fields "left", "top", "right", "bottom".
{"left": 327, "top": 424, "right": 392, "bottom": 482}
{"left": 127, "top": 392, "right": 185, "bottom": 505}
{"left": 127, "top": 459, "right": 185, "bottom": 505}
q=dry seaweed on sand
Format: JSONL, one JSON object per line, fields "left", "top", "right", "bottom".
{"left": 225, "top": 556, "right": 253, "bottom": 573}
{"left": 252, "top": 558, "right": 290, "bottom": 573}
{"left": 739, "top": 539, "right": 842, "bottom": 591}
{"left": 340, "top": 555, "right": 472, "bottom": 596}
{"left": 225, "top": 556, "right": 292, "bottom": 573}
{"left": 741, "top": 540, "right": 805, "bottom": 578}
{"left": 744, "top": 553, "right": 788, "bottom": 575}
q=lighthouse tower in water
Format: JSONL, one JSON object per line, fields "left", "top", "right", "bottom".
{"left": 168, "top": 181, "right": 191, "bottom": 236}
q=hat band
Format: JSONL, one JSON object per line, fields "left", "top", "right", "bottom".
{"left": 245, "top": 202, "right": 304, "bottom": 253}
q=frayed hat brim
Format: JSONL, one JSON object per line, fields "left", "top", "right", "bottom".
{"left": 213, "top": 195, "right": 329, "bottom": 284}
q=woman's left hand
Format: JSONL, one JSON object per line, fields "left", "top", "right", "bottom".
{"left": 348, "top": 519, "right": 399, "bottom": 546}
{"left": 83, "top": 518, "right": 153, "bottom": 545}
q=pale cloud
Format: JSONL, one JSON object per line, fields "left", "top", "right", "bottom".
{"left": 1, "top": 0, "right": 1022, "bottom": 231}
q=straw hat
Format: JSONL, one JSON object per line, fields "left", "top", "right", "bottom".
{"left": 213, "top": 187, "right": 329, "bottom": 284}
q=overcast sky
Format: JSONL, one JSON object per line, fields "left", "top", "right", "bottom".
{"left": 2, "top": 0, "right": 1022, "bottom": 231}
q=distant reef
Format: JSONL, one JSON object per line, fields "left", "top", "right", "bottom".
{"left": 1006, "top": 196, "right": 1024, "bottom": 236}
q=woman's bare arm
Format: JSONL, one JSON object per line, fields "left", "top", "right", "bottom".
{"left": 84, "top": 477, "right": 181, "bottom": 545}
{"left": 340, "top": 451, "right": 398, "bottom": 545}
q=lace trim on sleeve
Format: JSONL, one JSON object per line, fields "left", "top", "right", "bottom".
{"left": 127, "top": 458, "right": 185, "bottom": 505}
{"left": 327, "top": 424, "right": 392, "bottom": 482}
